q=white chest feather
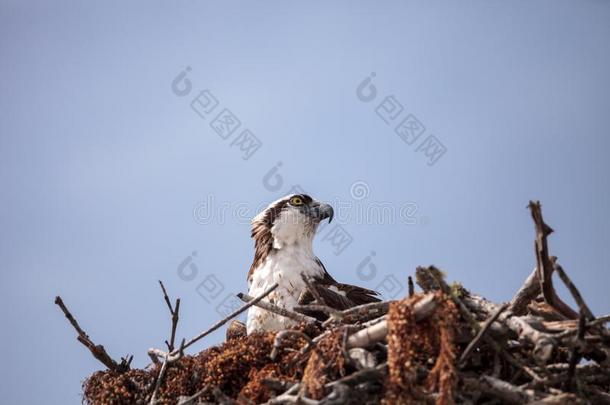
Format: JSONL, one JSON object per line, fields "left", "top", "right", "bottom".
{"left": 247, "top": 242, "right": 323, "bottom": 334}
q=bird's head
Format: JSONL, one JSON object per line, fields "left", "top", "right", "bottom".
{"left": 275, "top": 194, "right": 334, "bottom": 225}
{"left": 248, "top": 194, "right": 333, "bottom": 277}
{"left": 252, "top": 194, "right": 333, "bottom": 247}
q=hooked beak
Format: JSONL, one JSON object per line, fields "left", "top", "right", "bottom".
{"left": 314, "top": 202, "right": 334, "bottom": 223}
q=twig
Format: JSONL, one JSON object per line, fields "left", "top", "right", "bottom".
{"left": 319, "top": 302, "right": 389, "bottom": 328}
{"left": 509, "top": 267, "right": 540, "bottom": 315}
{"left": 501, "top": 351, "right": 545, "bottom": 383}
{"left": 212, "top": 387, "right": 239, "bottom": 404}
{"left": 294, "top": 304, "right": 343, "bottom": 318}
{"left": 237, "top": 292, "right": 318, "bottom": 325}
{"left": 148, "top": 350, "right": 161, "bottom": 365}
{"left": 569, "top": 317, "right": 608, "bottom": 335}
{"left": 264, "top": 383, "right": 301, "bottom": 404}
{"left": 564, "top": 311, "right": 586, "bottom": 392}
{"left": 553, "top": 261, "right": 594, "bottom": 321}
{"left": 528, "top": 393, "right": 585, "bottom": 404}
{"left": 346, "top": 293, "right": 437, "bottom": 348}
{"left": 270, "top": 330, "right": 315, "bottom": 360}
{"left": 177, "top": 385, "right": 211, "bottom": 405}
{"left": 326, "top": 363, "right": 387, "bottom": 387}
{"left": 556, "top": 314, "right": 610, "bottom": 340}
{"left": 341, "top": 301, "right": 390, "bottom": 321}
{"left": 265, "top": 383, "right": 318, "bottom": 405}
{"left": 158, "top": 280, "right": 180, "bottom": 351}
{"left": 147, "top": 345, "right": 184, "bottom": 364}
{"left": 503, "top": 314, "right": 556, "bottom": 364}
{"left": 54, "top": 296, "right": 131, "bottom": 373}
{"left": 408, "top": 276, "right": 414, "bottom": 297}
{"left": 149, "top": 359, "right": 169, "bottom": 405}
{"left": 464, "top": 293, "right": 554, "bottom": 376}
{"left": 463, "top": 375, "right": 535, "bottom": 404}
{"left": 181, "top": 283, "right": 278, "bottom": 352}
{"left": 458, "top": 300, "right": 548, "bottom": 383}
{"left": 493, "top": 351, "right": 502, "bottom": 377}
{"left": 149, "top": 338, "right": 186, "bottom": 405}
{"left": 460, "top": 303, "right": 509, "bottom": 365}
{"left": 261, "top": 379, "right": 296, "bottom": 392}
{"left": 528, "top": 201, "right": 578, "bottom": 319}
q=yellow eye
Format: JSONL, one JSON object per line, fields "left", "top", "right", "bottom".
{"left": 290, "top": 196, "right": 303, "bottom": 206}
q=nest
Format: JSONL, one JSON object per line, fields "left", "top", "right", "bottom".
{"left": 56, "top": 201, "right": 610, "bottom": 404}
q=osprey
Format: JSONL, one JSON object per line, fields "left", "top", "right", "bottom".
{"left": 246, "top": 194, "right": 380, "bottom": 334}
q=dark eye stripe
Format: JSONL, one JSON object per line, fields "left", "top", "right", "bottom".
{"left": 300, "top": 194, "right": 313, "bottom": 203}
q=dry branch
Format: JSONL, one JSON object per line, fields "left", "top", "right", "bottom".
{"left": 345, "top": 293, "right": 437, "bottom": 349}
{"left": 553, "top": 261, "right": 595, "bottom": 321}
{"left": 158, "top": 280, "right": 181, "bottom": 351}
{"left": 54, "top": 296, "right": 131, "bottom": 373}
{"left": 181, "top": 282, "right": 278, "bottom": 352}
{"left": 459, "top": 303, "right": 509, "bottom": 365}
{"left": 509, "top": 267, "right": 540, "bottom": 315}
{"left": 237, "top": 292, "right": 318, "bottom": 325}
{"left": 464, "top": 375, "right": 535, "bottom": 404}
{"left": 529, "top": 201, "right": 578, "bottom": 319}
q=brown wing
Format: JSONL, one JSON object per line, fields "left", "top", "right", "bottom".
{"left": 310, "top": 258, "right": 381, "bottom": 310}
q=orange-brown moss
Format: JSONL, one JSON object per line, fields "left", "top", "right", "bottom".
{"left": 302, "top": 328, "right": 347, "bottom": 399}
{"left": 425, "top": 293, "right": 458, "bottom": 405}
{"left": 83, "top": 325, "right": 318, "bottom": 405}
{"left": 384, "top": 292, "right": 458, "bottom": 405}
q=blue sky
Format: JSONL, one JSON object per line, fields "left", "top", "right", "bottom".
{"left": 1, "top": 1, "right": 609, "bottom": 403}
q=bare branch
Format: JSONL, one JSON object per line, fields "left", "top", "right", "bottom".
{"left": 149, "top": 339, "right": 185, "bottom": 405}
{"left": 408, "top": 276, "right": 414, "bottom": 297}
{"left": 181, "top": 283, "right": 278, "bottom": 352}
{"left": 294, "top": 304, "right": 343, "bottom": 319}
{"left": 54, "top": 296, "right": 131, "bottom": 373}
{"left": 237, "top": 292, "right": 318, "bottom": 325}
{"left": 553, "top": 261, "right": 594, "bottom": 321}
{"left": 564, "top": 311, "right": 586, "bottom": 392}
{"left": 509, "top": 267, "right": 540, "bottom": 315}
{"left": 346, "top": 293, "right": 437, "bottom": 349}
{"left": 463, "top": 375, "right": 535, "bottom": 404}
{"left": 460, "top": 303, "right": 509, "bottom": 365}
{"left": 528, "top": 201, "right": 578, "bottom": 319}
{"left": 270, "top": 330, "right": 315, "bottom": 360}
{"left": 158, "top": 280, "right": 180, "bottom": 351}
{"left": 177, "top": 385, "right": 211, "bottom": 405}
{"left": 341, "top": 301, "right": 390, "bottom": 321}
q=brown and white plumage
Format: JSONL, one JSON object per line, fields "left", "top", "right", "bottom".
{"left": 246, "top": 194, "right": 379, "bottom": 334}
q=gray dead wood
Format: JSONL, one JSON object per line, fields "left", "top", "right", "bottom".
{"left": 346, "top": 293, "right": 437, "bottom": 349}
{"left": 237, "top": 292, "right": 318, "bottom": 325}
